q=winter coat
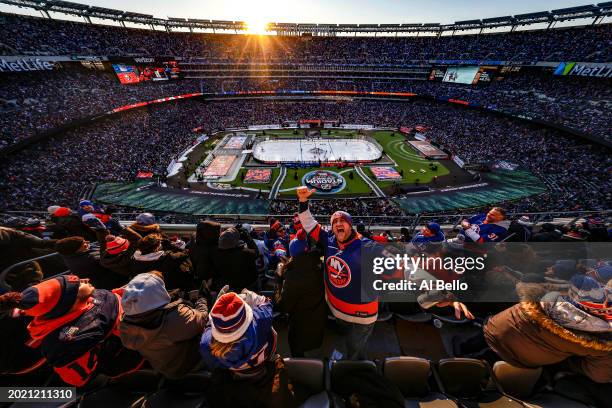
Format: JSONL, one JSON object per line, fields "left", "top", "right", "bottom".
{"left": 60, "top": 246, "right": 127, "bottom": 289}
{"left": 483, "top": 286, "right": 612, "bottom": 383}
{"left": 216, "top": 246, "right": 259, "bottom": 292}
{"left": 0, "top": 227, "right": 57, "bottom": 271}
{"left": 119, "top": 299, "right": 208, "bottom": 379}
{"left": 47, "top": 214, "right": 96, "bottom": 241}
{"left": 274, "top": 250, "right": 326, "bottom": 355}
{"left": 130, "top": 250, "right": 194, "bottom": 290}
{"left": 190, "top": 221, "right": 222, "bottom": 283}
{"left": 97, "top": 228, "right": 142, "bottom": 278}
{"left": 32, "top": 289, "right": 142, "bottom": 386}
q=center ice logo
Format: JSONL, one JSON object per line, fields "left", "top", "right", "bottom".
{"left": 326, "top": 256, "right": 351, "bottom": 288}
{"left": 303, "top": 170, "right": 345, "bottom": 193}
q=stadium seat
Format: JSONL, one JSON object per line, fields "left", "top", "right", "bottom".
{"left": 435, "top": 358, "right": 523, "bottom": 407}
{"left": 79, "top": 370, "right": 161, "bottom": 408}
{"left": 284, "top": 358, "right": 330, "bottom": 408}
{"left": 383, "top": 357, "right": 457, "bottom": 407}
{"left": 492, "top": 361, "right": 542, "bottom": 398}
{"left": 329, "top": 360, "right": 378, "bottom": 388}
{"left": 491, "top": 362, "right": 589, "bottom": 408}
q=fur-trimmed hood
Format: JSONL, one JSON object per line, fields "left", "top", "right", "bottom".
{"left": 520, "top": 301, "right": 612, "bottom": 352}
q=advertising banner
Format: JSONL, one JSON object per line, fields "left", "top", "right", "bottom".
{"left": 554, "top": 62, "right": 612, "bottom": 78}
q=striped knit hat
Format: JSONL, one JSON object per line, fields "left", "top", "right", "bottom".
{"left": 568, "top": 275, "right": 611, "bottom": 321}
{"left": 20, "top": 275, "right": 80, "bottom": 318}
{"left": 210, "top": 292, "right": 253, "bottom": 343}
{"left": 106, "top": 235, "right": 130, "bottom": 255}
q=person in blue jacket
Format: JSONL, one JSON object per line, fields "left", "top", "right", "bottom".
{"left": 200, "top": 287, "right": 276, "bottom": 379}
{"left": 411, "top": 222, "right": 445, "bottom": 245}
{"left": 458, "top": 207, "right": 510, "bottom": 243}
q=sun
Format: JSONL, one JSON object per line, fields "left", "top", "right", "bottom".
{"left": 245, "top": 18, "right": 269, "bottom": 35}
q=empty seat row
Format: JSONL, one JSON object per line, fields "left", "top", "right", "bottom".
{"left": 69, "top": 357, "right": 592, "bottom": 408}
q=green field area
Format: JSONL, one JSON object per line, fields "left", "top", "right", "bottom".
{"left": 370, "top": 131, "right": 450, "bottom": 189}
{"left": 216, "top": 130, "right": 451, "bottom": 196}
{"left": 278, "top": 167, "right": 372, "bottom": 197}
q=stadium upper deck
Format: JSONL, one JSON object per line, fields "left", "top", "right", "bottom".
{"left": 0, "top": 4, "right": 610, "bottom": 62}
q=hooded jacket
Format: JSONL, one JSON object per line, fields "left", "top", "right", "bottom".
{"left": 119, "top": 299, "right": 208, "bottom": 379}
{"left": 483, "top": 284, "right": 612, "bottom": 383}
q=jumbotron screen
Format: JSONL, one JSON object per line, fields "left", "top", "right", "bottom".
{"left": 442, "top": 66, "right": 480, "bottom": 84}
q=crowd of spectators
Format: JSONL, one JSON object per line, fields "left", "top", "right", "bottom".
{"left": 0, "top": 66, "right": 199, "bottom": 149}
{"left": 2, "top": 68, "right": 609, "bottom": 151}
{"left": 0, "top": 194, "right": 610, "bottom": 405}
{"left": 0, "top": 98, "right": 609, "bottom": 215}
{"left": 1, "top": 12, "right": 610, "bottom": 62}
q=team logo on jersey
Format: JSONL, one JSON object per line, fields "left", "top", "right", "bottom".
{"left": 488, "top": 233, "right": 498, "bottom": 240}
{"left": 326, "top": 255, "right": 351, "bottom": 288}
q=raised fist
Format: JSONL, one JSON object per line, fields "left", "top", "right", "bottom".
{"left": 296, "top": 186, "right": 316, "bottom": 202}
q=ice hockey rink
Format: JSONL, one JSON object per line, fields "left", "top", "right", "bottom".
{"left": 252, "top": 138, "right": 382, "bottom": 163}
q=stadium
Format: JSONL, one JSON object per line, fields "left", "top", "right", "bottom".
{"left": 0, "top": 0, "right": 610, "bottom": 407}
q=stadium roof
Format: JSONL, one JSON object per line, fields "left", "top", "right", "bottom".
{"left": 1, "top": 0, "right": 610, "bottom": 34}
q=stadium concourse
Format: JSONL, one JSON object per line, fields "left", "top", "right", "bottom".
{"left": 0, "top": 1, "right": 611, "bottom": 407}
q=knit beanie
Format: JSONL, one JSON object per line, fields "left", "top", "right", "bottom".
{"left": 136, "top": 213, "right": 156, "bottom": 226}
{"left": 0, "top": 275, "right": 81, "bottom": 319}
{"left": 426, "top": 222, "right": 441, "bottom": 234}
{"left": 210, "top": 292, "right": 254, "bottom": 343}
{"left": 52, "top": 207, "right": 72, "bottom": 218}
{"left": 219, "top": 228, "right": 242, "bottom": 250}
{"left": 106, "top": 235, "right": 130, "bottom": 255}
{"left": 122, "top": 273, "right": 171, "bottom": 316}
{"left": 270, "top": 220, "right": 284, "bottom": 233}
{"left": 289, "top": 229, "right": 309, "bottom": 258}
{"left": 330, "top": 211, "right": 352, "bottom": 227}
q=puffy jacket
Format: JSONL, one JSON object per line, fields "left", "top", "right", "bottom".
{"left": 130, "top": 250, "right": 194, "bottom": 290}
{"left": 484, "top": 289, "right": 612, "bottom": 383}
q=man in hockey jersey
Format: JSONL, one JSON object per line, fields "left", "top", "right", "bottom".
{"left": 458, "top": 207, "right": 510, "bottom": 243}
{"left": 296, "top": 186, "right": 384, "bottom": 360}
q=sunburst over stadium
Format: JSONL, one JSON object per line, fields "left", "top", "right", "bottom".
{"left": 0, "top": 0, "right": 610, "bottom": 406}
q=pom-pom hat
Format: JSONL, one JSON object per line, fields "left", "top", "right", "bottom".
{"left": 210, "top": 292, "right": 253, "bottom": 343}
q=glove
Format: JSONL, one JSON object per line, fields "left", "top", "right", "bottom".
{"left": 217, "top": 285, "right": 230, "bottom": 299}
{"left": 240, "top": 288, "right": 267, "bottom": 307}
